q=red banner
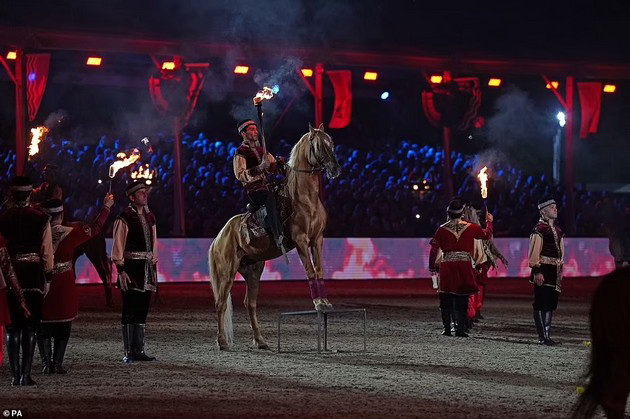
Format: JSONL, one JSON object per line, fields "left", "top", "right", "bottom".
{"left": 148, "top": 63, "right": 208, "bottom": 126}
{"left": 26, "top": 53, "right": 51, "bottom": 122}
{"left": 577, "top": 82, "right": 602, "bottom": 139}
{"left": 327, "top": 70, "right": 352, "bottom": 129}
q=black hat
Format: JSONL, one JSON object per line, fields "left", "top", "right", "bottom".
{"left": 538, "top": 198, "right": 556, "bottom": 211}
{"left": 447, "top": 198, "right": 464, "bottom": 215}
{"left": 125, "top": 180, "right": 147, "bottom": 196}
{"left": 237, "top": 119, "right": 256, "bottom": 134}
{"left": 10, "top": 176, "right": 33, "bottom": 192}
{"left": 41, "top": 199, "right": 64, "bottom": 214}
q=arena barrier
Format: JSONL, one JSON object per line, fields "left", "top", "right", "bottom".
{"left": 74, "top": 238, "right": 615, "bottom": 284}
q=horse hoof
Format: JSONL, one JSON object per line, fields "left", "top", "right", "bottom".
{"left": 258, "top": 343, "right": 270, "bottom": 350}
{"left": 217, "top": 340, "right": 230, "bottom": 351}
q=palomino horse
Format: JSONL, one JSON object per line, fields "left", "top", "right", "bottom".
{"left": 572, "top": 266, "right": 630, "bottom": 419}
{"left": 208, "top": 124, "right": 341, "bottom": 350}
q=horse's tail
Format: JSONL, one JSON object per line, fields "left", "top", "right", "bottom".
{"left": 208, "top": 241, "right": 234, "bottom": 345}
{"left": 572, "top": 267, "right": 630, "bottom": 418}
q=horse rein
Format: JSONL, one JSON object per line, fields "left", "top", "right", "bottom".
{"left": 287, "top": 131, "right": 333, "bottom": 175}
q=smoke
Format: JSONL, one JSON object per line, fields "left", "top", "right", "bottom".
{"left": 483, "top": 85, "right": 555, "bottom": 173}
{"left": 230, "top": 57, "right": 307, "bottom": 123}
{"left": 44, "top": 109, "right": 68, "bottom": 130}
{"left": 472, "top": 149, "right": 510, "bottom": 174}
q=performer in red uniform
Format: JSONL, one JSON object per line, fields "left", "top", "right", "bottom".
{"left": 0, "top": 234, "right": 31, "bottom": 367}
{"left": 37, "top": 194, "right": 114, "bottom": 373}
{"left": 0, "top": 176, "right": 54, "bottom": 386}
{"left": 428, "top": 198, "right": 493, "bottom": 337}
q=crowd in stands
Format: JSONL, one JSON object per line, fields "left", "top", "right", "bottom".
{"left": 1, "top": 133, "right": 629, "bottom": 238}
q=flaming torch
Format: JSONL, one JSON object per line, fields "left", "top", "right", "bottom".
{"left": 108, "top": 148, "right": 141, "bottom": 193}
{"left": 130, "top": 164, "right": 156, "bottom": 185}
{"left": 477, "top": 166, "right": 489, "bottom": 199}
{"left": 252, "top": 85, "right": 279, "bottom": 156}
{"left": 28, "top": 126, "right": 49, "bottom": 159}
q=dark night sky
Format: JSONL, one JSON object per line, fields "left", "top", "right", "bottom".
{"left": 3, "top": 1, "right": 630, "bottom": 62}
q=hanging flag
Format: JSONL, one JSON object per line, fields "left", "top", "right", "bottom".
{"left": 327, "top": 70, "right": 352, "bottom": 129}
{"left": 26, "top": 53, "right": 51, "bottom": 122}
{"left": 577, "top": 82, "right": 602, "bottom": 139}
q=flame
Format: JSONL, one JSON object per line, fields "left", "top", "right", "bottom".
{"left": 28, "top": 126, "right": 49, "bottom": 157}
{"left": 253, "top": 86, "right": 278, "bottom": 104}
{"left": 108, "top": 148, "right": 141, "bottom": 178}
{"left": 130, "top": 164, "right": 156, "bottom": 185}
{"left": 477, "top": 166, "right": 489, "bottom": 199}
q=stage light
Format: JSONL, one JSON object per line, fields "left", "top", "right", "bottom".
{"left": 301, "top": 68, "right": 313, "bottom": 77}
{"left": 234, "top": 65, "right": 249, "bottom": 75}
{"left": 603, "top": 84, "right": 616, "bottom": 93}
{"left": 546, "top": 81, "right": 559, "bottom": 89}
{"left": 430, "top": 75, "right": 443, "bottom": 84}
{"left": 488, "top": 78, "right": 502, "bottom": 87}
{"left": 162, "top": 61, "right": 176, "bottom": 70}
{"left": 557, "top": 112, "right": 566, "bottom": 127}
{"left": 415, "top": 214, "right": 421, "bottom": 219}
{"left": 86, "top": 57, "right": 102, "bottom": 66}
{"left": 6, "top": 51, "right": 16, "bottom": 60}
{"left": 364, "top": 71, "right": 378, "bottom": 81}
{"left": 380, "top": 91, "right": 390, "bottom": 100}
{"left": 412, "top": 184, "right": 419, "bottom": 190}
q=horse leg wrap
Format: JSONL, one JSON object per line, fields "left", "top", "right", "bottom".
{"left": 308, "top": 279, "right": 320, "bottom": 300}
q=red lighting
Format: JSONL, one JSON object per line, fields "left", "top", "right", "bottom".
{"left": 363, "top": 71, "right": 378, "bottom": 81}
{"left": 6, "top": 51, "right": 17, "bottom": 60}
{"left": 86, "top": 57, "right": 102, "bottom": 66}
{"left": 430, "top": 75, "right": 443, "bottom": 84}
{"left": 162, "top": 61, "right": 176, "bottom": 70}
{"left": 301, "top": 68, "right": 313, "bottom": 77}
{"left": 546, "top": 81, "right": 559, "bottom": 89}
{"left": 488, "top": 78, "right": 502, "bottom": 87}
{"left": 603, "top": 84, "right": 616, "bottom": 93}
{"left": 234, "top": 65, "right": 249, "bottom": 75}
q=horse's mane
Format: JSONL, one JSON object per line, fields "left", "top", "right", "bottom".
{"left": 284, "top": 131, "right": 311, "bottom": 203}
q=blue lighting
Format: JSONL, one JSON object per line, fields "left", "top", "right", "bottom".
{"left": 380, "top": 91, "right": 390, "bottom": 100}
{"left": 28, "top": 72, "right": 36, "bottom": 82}
{"left": 271, "top": 85, "right": 280, "bottom": 94}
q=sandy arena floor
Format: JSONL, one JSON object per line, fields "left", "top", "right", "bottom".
{"left": 0, "top": 284, "right": 617, "bottom": 418}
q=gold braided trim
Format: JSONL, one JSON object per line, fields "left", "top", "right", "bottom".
{"left": 53, "top": 261, "right": 73, "bottom": 275}
{"left": 540, "top": 256, "right": 563, "bottom": 266}
{"left": 13, "top": 253, "right": 41, "bottom": 263}
{"left": 442, "top": 251, "right": 472, "bottom": 262}
{"left": 124, "top": 251, "right": 153, "bottom": 260}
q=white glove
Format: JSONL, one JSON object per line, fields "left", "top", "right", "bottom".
{"left": 259, "top": 158, "right": 270, "bottom": 171}
{"left": 431, "top": 273, "right": 439, "bottom": 289}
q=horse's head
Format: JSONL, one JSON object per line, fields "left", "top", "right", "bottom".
{"left": 306, "top": 123, "right": 341, "bottom": 179}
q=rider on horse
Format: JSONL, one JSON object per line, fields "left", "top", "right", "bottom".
{"left": 233, "top": 118, "right": 285, "bottom": 250}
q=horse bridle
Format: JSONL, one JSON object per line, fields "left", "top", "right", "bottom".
{"left": 289, "top": 130, "right": 335, "bottom": 175}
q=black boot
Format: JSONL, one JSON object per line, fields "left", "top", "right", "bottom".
{"left": 533, "top": 310, "right": 546, "bottom": 344}
{"left": 122, "top": 324, "right": 133, "bottom": 363}
{"left": 6, "top": 327, "right": 21, "bottom": 385}
{"left": 453, "top": 310, "right": 469, "bottom": 338}
{"left": 542, "top": 311, "right": 556, "bottom": 346}
{"left": 37, "top": 337, "right": 53, "bottom": 374}
{"left": 52, "top": 339, "right": 69, "bottom": 374}
{"left": 19, "top": 328, "right": 37, "bottom": 386}
{"left": 440, "top": 308, "right": 453, "bottom": 336}
{"left": 132, "top": 324, "right": 155, "bottom": 361}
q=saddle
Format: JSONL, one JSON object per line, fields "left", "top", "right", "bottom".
{"left": 240, "top": 188, "right": 292, "bottom": 245}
